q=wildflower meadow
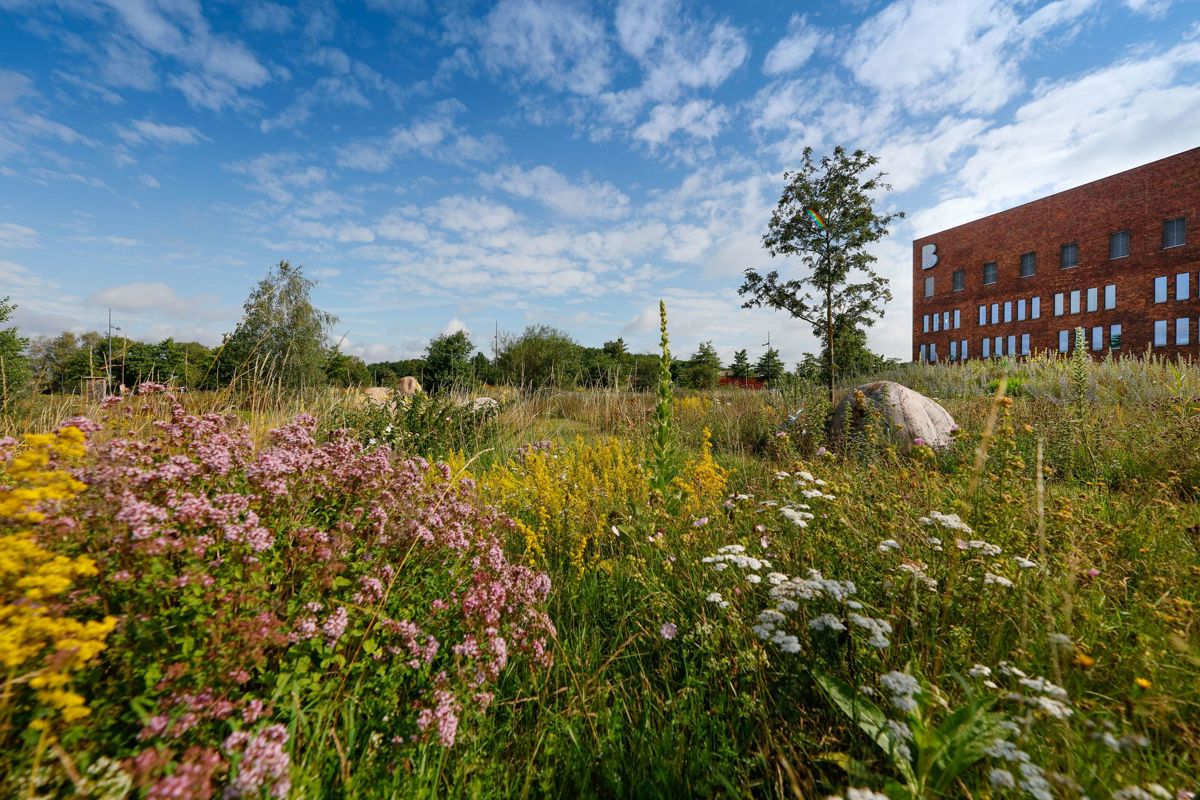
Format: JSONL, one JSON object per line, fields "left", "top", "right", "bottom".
{"left": 2, "top": 319, "right": 1199, "bottom": 799}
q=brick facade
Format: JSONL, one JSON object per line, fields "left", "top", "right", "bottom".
{"left": 912, "top": 147, "right": 1200, "bottom": 363}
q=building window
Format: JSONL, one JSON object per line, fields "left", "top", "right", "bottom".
{"left": 1154, "top": 276, "right": 1167, "bottom": 303}
{"left": 1054, "top": 293, "right": 1064, "bottom": 316}
{"left": 1021, "top": 333, "right": 1030, "bottom": 355}
{"left": 994, "top": 336, "right": 1003, "bottom": 356}
{"left": 943, "top": 311, "right": 950, "bottom": 330}
{"left": 1178, "top": 317, "right": 1190, "bottom": 346}
{"left": 1007, "top": 334, "right": 1015, "bottom": 355}
{"left": 929, "top": 342, "right": 938, "bottom": 362}
{"left": 1154, "top": 320, "right": 1167, "bottom": 347}
{"left": 1092, "top": 326, "right": 1103, "bottom": 352}
{"left": 922, "top": 315, "right": 929, "bottom": 333}
{"left": 1178, "top": 272, "right": 1191, "bottom": 301}
{"left": 1059, "top": 243, "right": 1078, "bottom": 269}
{"left": 1087, "top": 287, "right": 1098, "bottom": 312}
{"left": 1070, "top": 290, "right": 1081, "bottom": 314}
{"left": 954, "top": 309, "right": 961, "bottom": 329}
{"left": 1058, "top": 330, "right": 1068, "bottom": 353}
{"left": 961, "top": 338, "right": 968, "bottom": 360}
{"left": 1164, "top": 217, "right": 1187, "bottom": 249}
{"left": 933, "top": 313, "right": 940, "bottom": 333}
{"left": 1104, "top": 284, "right": 1116, "bottom": 310}
{"left": 919, "top": 344, "right": 927, "bottom": 362}
{"left": 950, "top": 340, "right": 958, "bottom": 360}
{"left": 924, "top": 276, "right": 935, "bottom": 297}
{"left": 1032, "top": 296, "right": 1041, "bottom": 319}
{"left": 1110, "top": 324, "right": 1122, "bottom": 349}
{"left": 1017, "top": 299, "right": 1026, "bottom": 321}
{"left": 983, "top": 262, "right": 999, "bottom": 285}
{"left": 991, "top": 303, "right": 999, "bottom": 325}
{"left": 952, "top": 270, "right": 965, "bottom": 291}
{"left": 1018, "top": 252, "right": 1035, "bottom": 277}
{"left": 978, "top": 305, "right": 987, "bottom": 326}
{"left": 983, "top": 338, "right": 990, "bottom": 358}
{"left": 1004, "top": 301, "right": 1012, "bottom": 323}
{"left": 1110, "top": 230, "right": 1130, "bottom": 259}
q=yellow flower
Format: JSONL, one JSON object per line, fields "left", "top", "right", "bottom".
{"left": 1135, "top": 677, "right": 1152, "bottom": 689}
{"left": 1072, "top": 652, "right": 1095, "bottom": 669}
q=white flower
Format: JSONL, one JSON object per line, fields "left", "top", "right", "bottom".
{"left": 758, "top": 610, "right": 786, "bottom": 626}
{"left": 705, "top": 592, "right": 729, "bottom": 609}
{"left": 983, "top": 572, "right": 1014, "bottom": 588}
{"left": 773, "top": 632, "right": 801, "bottom": 653}
{"left": 766, "top": 572, "right": 789, "bottom": 586}
{"left": 781, "top": 506, "right": 812, "bottom": 527}
{"left": 1013, "top": 556, "right": 1037, "bottom": 569}
{"left": 850, "top": 614, "right": 893, "bottom": 648}
{"left": 918, "top": 510, "right": 973, "bottom": 533}
{"left": 746, "top": 573, "right": 762, "bottom": 584}
{"left": 989, "top": 769, "right": 1016, "bottom": 789}
{"left": 967, "top": 664, "right": 992, "bottom": 678}
{"left": 877, "top": 539, "right": 900, "bottom": 552}
{"left": 809, "top": 613, "right": 846, "bottom": 632}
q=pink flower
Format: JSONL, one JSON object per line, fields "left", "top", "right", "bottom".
{"left": 913, "top": 437, "right": 926, "bottom": 447}
{"left": 660, "top": 622, "right": 678, "bottom": 640}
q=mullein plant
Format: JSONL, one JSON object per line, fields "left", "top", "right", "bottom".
{"left": 649, "top": 301, "right": 683, "bottom": 512}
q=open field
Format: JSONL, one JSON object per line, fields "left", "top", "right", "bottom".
{"left": 2, "top": 353, "right": 1198, "bottom": 799}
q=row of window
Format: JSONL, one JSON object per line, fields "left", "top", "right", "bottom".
{"left": 1152, "top": 273, "right": 1197, "bottom": 303}
{"left": 921, "top": 309, "right": 962, "bottom": 333}
{"left": 976, "top": 296, "right": 1044, "bottom": 327}
{"left": 1052, "top": 285, "right": 1117, "bottom": 316}
{"left": 921, "top": 217, "right": 1188, "bottom": 298}
{"left": 918, "top": 318, "right": 1200, "bottom": 362}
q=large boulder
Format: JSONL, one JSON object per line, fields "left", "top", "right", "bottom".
{"left": 827, "top": 381, "right": 956, "bottom": 452}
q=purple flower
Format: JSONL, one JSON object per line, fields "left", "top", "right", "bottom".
{"left": 816, "top": 446, "right": 827, "bottom": 457}
{"left": 693, "top": 517, "right": 709, "bottom": 527}
{"left": 1086, "top": 568, "right": 1100, "bottom": 578}
{"left": 660, "top": 622, "right": 678, "bottom": 640}
{"left": 913, "top": 437, "right": 926, "bottom": 447}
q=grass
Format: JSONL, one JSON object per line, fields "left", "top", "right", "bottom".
{"left": 2, "top": 354, "right": 1198, "bottom": 798}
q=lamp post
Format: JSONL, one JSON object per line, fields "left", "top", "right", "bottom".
{"left": 107, "top": 308, "right": 121, "bottom": 395}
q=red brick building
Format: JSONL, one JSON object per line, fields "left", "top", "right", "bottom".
{"left": 912, "top": 147, "right": 1200, "bottom": 363}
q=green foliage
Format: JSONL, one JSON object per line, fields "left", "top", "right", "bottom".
{"left": 323, "top": 348, "right": 371, "bottom": 387}
{"left": 729, "top": 348, "right": 753, "bottom": 379}
{"left": 648, "top": 301, "right": 680, "bottom": 505}
{"left": 755, "top": 345, "right": 787, "bottom": 386}
{"left": 0, "top": 297, "right": 32, "bottom": 412}
{"left": 795, "top": 315, "right": 899, "bottom": 387}
{"left": 741, "top": 146, "right": 903, "bottom": 402}
{"left": 682, "top": 341, "right": 722, "bottom": 389}
{"left": 218, "top": 260, "right": 337, "bottom": 389}
{"left": 495, "top": 325, "right": 584, "bottom": 390}
{"left": 424, "top": 330, "right": 477, "bottom": 392}
{"left": 343, "top": 392, "right": 499, "bottom": 459}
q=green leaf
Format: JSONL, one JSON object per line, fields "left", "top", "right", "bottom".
{"left": 813, "top": 669, "right": 916, "bottom": 786}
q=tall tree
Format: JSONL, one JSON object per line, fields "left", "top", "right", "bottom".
{"left": 0, "top": 298, "right": 32, "bottom": 412}
{"left": 424, "top": 330, "right": 476, "bottom": 392}
{"left": 728, "top": 349, "right": 752, "bottom": 380}
{"left": 495, "top": 325, "right": 583, "bottom": 390}
{"left": 794, "top": 315, "right": 898, "bottom": 387}
{"left": 219, "top": 261, "right": 336, "bottom": 389}
{"left": 755, "top": 346, "right": 786, "bottom": 387}
{"left": 683, "top": 341, "right": 722, "bottom": 389}
{"left": 739, "top": 146, "right": 903, "bottom": 403}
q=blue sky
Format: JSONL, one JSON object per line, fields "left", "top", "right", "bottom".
{"left": 1, "top": 0, "right": 1198, "bottom": 366}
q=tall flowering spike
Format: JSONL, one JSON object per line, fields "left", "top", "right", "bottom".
{"left": 649, "top": 300, "right": 680, "bottom": 506}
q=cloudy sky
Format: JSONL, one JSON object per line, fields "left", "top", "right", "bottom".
{"left": 1, "top": 0, "right": 1198, "bottom": 365}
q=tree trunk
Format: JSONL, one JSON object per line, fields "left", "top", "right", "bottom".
{"left": 826, "top": 290, "right": 835, "bottom": 406}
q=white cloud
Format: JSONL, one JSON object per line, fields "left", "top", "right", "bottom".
{"left": 441, "top": 317, "right": 470, "bottom": 336}
{"left": 1124, "top": 0, "right": 1173, "bottom": 19}
{"left": 634, "top": 99, "right": 728, "bottom": 146}
{"left": 480, "top": 0, "right": 611, "bottom": 96}
{"left": 225, "top": 152, "right": 327, "bottom": 204}
{"left": 431, "top": 197, "right": 521, "bottom": 232}
{"left": 0, "top": 69, "right": 35, "bottom": 105}
{"left": 763, "top": 15, "right": 827, "bottom": 76}
{"left": 911, "top": 39, "right": 1200, "bottom": 234}
{"left": 243, "top": 1, "right": 294, "bottom": 32}
{"left": 0, "top": 222, "right": 38, "bottom": 248}
{"left": 335, "top": 100, "right": 503, "bottom": 172}
{"left": 614, "top": 0, "right": 672, "bottom": 59}
{"left": 139, "top": 174, "right": 160, "bottom": 188}
{"left": 117, "top": 118, "right": 206, "bottom": 146}
{"left": 480, "top": 164, "right": 630, "bottom": 220}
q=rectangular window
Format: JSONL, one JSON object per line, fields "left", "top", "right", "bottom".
{"left": 1007, "top": 334, "right": 1016, "bottom": 355}
{"left": 954, "top": 309, "right": 961, "bottom": 329}
{"left": 924, "top": 275, "right": 935, "bottom": 297}
{"left": 991, "top": 303, "right": 999, "bottom": 324}
{"left": 950, "top": 340, "right": 958, "bottom": 360}
{"left": 1070, "top": 290, "right": 1081, "bottom": 314}
{"left": 1020, "top": 252, "right": 1037, "bottom": 277}
{"left": 1054, "top": 292, "right": 1064, "bottom": 316}
{"left": 952, "top": 270, "right": 965, "bottom": 291}
{"left": 919, "top": 343, "right": 927, "bottom": 362}
{"left": 929, "top": 342, "right": 937, "bottom": 362}
{"left": 1004, "top": 301, "right": 1012, "bottom": 323}
{"left": 1178, "top": 272, "right": 1191, "bottom": 300}
{"left": 983, "top": 261, "right": 998, "bottom": 284}
{"left": 1059, "top": 243, "right": 1078, "bottom": 269}
{"left": 1110, "top": 324, "right": 1122, "bottom": 349}
{"left": 1058, "top": 330, "right": 1068, "bottom": 353}
{"left": 943, "top": 311, "right": 950, "bottom": 330}
{"left": 1021, "top": 333, "right": 1030, "bottom": 355}
{"left": 961, "top": 339, "right": 968, "bottom": 360}
{"left": 933, "top": 313, "right": 940, "bottom": 332}
{"left": 1087, "top": 287, "right": 1098, "bottom": 313}
{"left": 1104, "top": 284, "right": 1116, "bottom": 310}
{"left": 978, "top": 305, "right": 987, "bottom": 326}
{"left": 1164, "top": 217, "right": 1187, "bottom": 249}
{"left": 982, "top": 338, "right": 990, "bottom": 358}
{"left": 923, "top": 314, "right": 930, "bottom": 333}
{"left": 1178, "top": 317, "right": 1190, "bottom": 346}
{"left": 1032, "top": 296, "right": 1041, "bottom": 319}
{"left": 994, "top": 336, "right": 1003, "bottom": 356}
{"left": 1110, "top": 230, "right": 1130, "bottom": 259}
{"left": 1092, "top": 326, "right": 1103, "bottom": 352}
{"left": 1155, "top": 276, "right": 1168, "bottom": 303}
{"left": 1017, "top": 298, "right": 1026, "bottom": 321}
{"left": 1154, "top": 320, "right": 1168, "bottom": 347}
